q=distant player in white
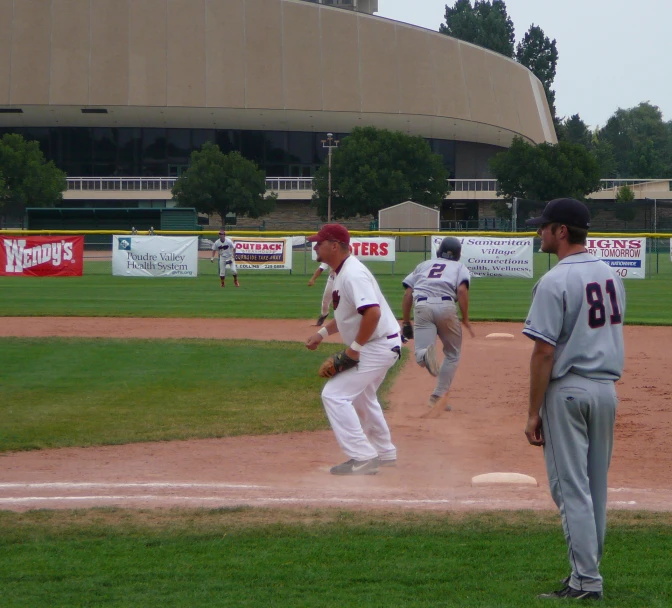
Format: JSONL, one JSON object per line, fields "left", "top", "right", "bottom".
{"left": 523, "top": 198, "right": 626, "bottom": 601}
{"left": 305, "top": 224, "right": 401, "bottom": 475}
{"left": 307, "top": 262, "right": 335, "bottom": 326}
{"left": 210, "top": 229, "right": 240, "bottom": 288}
{"left": 401, "top": 237, "right": 475, "bottom": 410}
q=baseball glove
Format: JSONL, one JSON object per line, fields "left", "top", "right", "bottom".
{"left": 319, "top": 350, "right": 359, "bottom": 378}
{"left": 402, "top": 322, "right": 414, "bottom": 340}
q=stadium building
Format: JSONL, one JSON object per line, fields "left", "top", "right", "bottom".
{"left": 0, "top": 0, "right": 556, "bottom": 229}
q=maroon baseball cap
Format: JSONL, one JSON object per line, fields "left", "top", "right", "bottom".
{"left": 306, "top": 223, "right": 351, "bottom": 244}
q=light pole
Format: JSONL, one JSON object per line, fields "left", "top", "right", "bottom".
{"left": 321, "top": 132, "right": 339, "bottom": 222}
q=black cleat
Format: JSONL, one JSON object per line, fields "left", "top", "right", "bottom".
{"left": 537, "top": 586, "right": 603, "bottom": 601}
{"left": 330, "top": 458, "right": 379, "bottom": 475}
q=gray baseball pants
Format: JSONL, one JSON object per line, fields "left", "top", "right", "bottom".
{"left": 413, "top": 301, "right": 462, "bottom": 397}
{"left": 542, "top": 373, "right": 618, "bottom": 593}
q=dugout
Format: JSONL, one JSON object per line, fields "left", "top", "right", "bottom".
{"left": 26, "top": 207, "right": 200, "bottom": 248}
{"left": 378, "top": 201, "right": 440, "bottom": 252}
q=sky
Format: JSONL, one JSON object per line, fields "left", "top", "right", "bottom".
{"left": 377, "top": 0, "right": 672, "bottom": 129}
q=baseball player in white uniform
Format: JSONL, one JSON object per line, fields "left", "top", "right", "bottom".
{"left": 210, "top": 229, "right": 240, "bottom": 288}
{"left": 305, "top": 224, "right": 401, "bottom": 475}
{"left": 523, "top": 198, "right": 625, "bottom": 601}
{"left": 308, "top": 262, "right": 336, "bottom": 326}
{"left": 401, "top": 237, "right": 475, "bottom": 409}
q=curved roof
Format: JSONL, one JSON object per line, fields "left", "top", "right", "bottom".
{"left": 0, "top": 0, "right": 556, "bottom": 146}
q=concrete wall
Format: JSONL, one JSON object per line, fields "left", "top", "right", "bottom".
{"left": 0, "top": 0, "right": 556, "bottom": 147}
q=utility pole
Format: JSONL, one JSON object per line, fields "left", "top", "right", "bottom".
{"left": 321, "top": 133, "right": 339, "bottom": 222}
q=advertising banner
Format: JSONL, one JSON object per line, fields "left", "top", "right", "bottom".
{"left": 112, "top": 235, "right": 198, "bottom": 277}
{"left": 431, "top": 235, "right": 533, "bottom": 278}
{"left": 1, "top": 236, "right": 84, "bottom": 277}
{"left": 585, "top": 237, "right": 646, "bottom": 279}
{"left": 232, "top": 237, "right": 293, "bottom": 270}
{"left": 310, "top": 237, "right": 396, "bottom": 262}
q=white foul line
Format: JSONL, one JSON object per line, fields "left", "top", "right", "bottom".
{"left": 0, "top": 482, "right": 265, "bottom": 490}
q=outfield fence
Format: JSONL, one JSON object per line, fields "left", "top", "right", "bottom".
{"left": 2, "top": 229, "right": 671, "bottom": 278}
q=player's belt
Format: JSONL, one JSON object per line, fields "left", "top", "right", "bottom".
{"left": 387, "top": 332, "right": 399, "bottom": 339}
{"left": 416, "top": 296, "right": 452, "bottom": 303}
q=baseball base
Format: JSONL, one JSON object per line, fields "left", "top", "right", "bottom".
{"left": 471, "top": 472, "right": 537, "bottom": 486}
{"left": 485, "top": 333, "right": 515, "bottom": 340}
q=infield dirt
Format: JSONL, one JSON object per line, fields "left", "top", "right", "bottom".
{"left": 1, "top": 319, "right": 670, "bottom": 512}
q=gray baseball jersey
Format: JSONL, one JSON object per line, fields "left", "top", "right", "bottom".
{"left": 523, "top": 252, "right": 625, "bottom": 380}
{"left": 402, "top": 259, "right": 471, "bottom": 299}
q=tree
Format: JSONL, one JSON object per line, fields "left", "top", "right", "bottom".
{"left": 598, "top": 102, "right": 671, "bottom": 177}
{"left": 0, "top": 133, "right": 67, "bottom": 219}
{"left": 311, "top": 127, "right": 449, "bottom": 220}
{"left": 439, "top": 0, "right": 515, "bottom": 57}
{"left": 562, "top": 114, "right": 592, "bottom": 149}
{"left": 613, "top": 184, "right": 636, "bottom": 222}
{"left": 172, "top": 143, "right": 276, "bottom": 221}
{"left": 489, "top": 137, "right": 601, "bottom": 205}
{"left": 516, "top": 25, "right": 558, "bottom": 122}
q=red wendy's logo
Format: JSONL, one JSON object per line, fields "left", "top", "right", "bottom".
{"left": 332, "top": 290, "right": 340, "bottom": 310}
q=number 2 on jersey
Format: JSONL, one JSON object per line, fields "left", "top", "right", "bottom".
{"left": 427, "top": 263, "right": 446, "bottom": 278}
{"left": 586, "top": 280, "right": 622, "bottom": 328}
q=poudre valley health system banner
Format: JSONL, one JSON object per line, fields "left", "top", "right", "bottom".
{"left": 431, "top": 235, "right": 533, "bottom": 278}
{"left": 1, "top": 236, "right": 84, "bottom": 276}
{"left": 586, "top": 237, "right": 646, "bottom": 279}
{"left": 310, "top": 237, "right": 396, "bottom": 262}
{"left": 113, "top": 236, "right": 198, "bottom": 277}
{"left": 232, "top": 237, "right": 293, "bottom": 270}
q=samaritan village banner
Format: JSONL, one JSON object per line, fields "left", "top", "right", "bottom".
{"left": 586, "top": 237, "right": 646, "bottom": 279}
{"left": 431, "top": 235, "right": 533, "bottom": 278}
{"left": 112, "top": 235, "right": 198, "bottom": 277}
{"left": 1, "top": 236, "right": 84, "bottom": 276}
{"left": 232, "top": 237, "right": 293, "bottom": 270}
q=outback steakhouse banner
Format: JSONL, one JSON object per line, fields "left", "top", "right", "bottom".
{"left": 431, "top": 235, "right": 533, "bottom": 278}
{"left": 586, "top": 237, "right": 646, "bottom": 279}
{"left": 1, "top": 236, "right": 84, "bottom": 276}
{"left": 233, "top": 237, "right": 292, "bottom": 270}
{"left": 112, "top": 235, "right": 198, "bottom": 277}
{"left": 311, "top": 237, "right": 396, "bottom": 262}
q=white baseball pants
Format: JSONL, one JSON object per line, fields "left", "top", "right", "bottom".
{"left": 321, "top": 338, "right": 400, "bottom": 461}
{"left": 218, "top": 258, "right": 238, "bottom": 277}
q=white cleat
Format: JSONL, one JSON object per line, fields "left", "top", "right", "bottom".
{"left": 423, "top": 343, "right": 440, "bottom": 377}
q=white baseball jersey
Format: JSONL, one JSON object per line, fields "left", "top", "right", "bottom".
{"left": 402, "top": 259, "right": 471, "bottom": 300}
{"left": 212, "top": 237, "right": 235, "bottom": 262}
{"left": 523, "top": 252, "right": 626, "bottom": 381}
{"left": 332, "top": 256, "right": 400, "bottom": 347}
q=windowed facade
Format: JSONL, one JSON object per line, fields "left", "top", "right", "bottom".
{"left": 0, "top": 127, "right": 503, "bottom": 179}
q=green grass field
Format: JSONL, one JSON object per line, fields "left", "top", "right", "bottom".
{"left": 1, "top": 250, "right": 670, "bottom": 607}
{"left": 1, "top": 510, "right": 670, "bottom": 607}
{"left": 1, "top": 251, "right": 671, "bottom": 323}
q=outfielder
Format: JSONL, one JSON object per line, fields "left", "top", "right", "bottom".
{"left": 401, "top": 237, "right": 475, "bottom": 409}
{"left": 307, "top": 262, "right": 335, "bottom": 326}
{"left": 523, "top": 198, "right": 625, "bottom": 601}
{"left": 305, "top": 224, "right": 401, "bottom": 475}
{"left": 210, "top": 229, "right": 240, "bottom": 288}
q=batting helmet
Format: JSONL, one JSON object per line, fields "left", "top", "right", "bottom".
{"left": 437, "top": 237, "right": 461, "bottom": 261}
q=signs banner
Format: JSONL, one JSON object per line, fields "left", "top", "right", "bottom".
{"left": 232, "top": 237, "right": 293, "bottom": 270}
{"left": 1, "top": 236, "right": 84, "bottom": 276}
{"left": 112, "top": 235, "right": 198, "bottom": 277}
{"left": 585, "top": 237, "right": 646, "bottom": 279}
{"left": 431, "top": 235, "right": 533, "bottom": 278}
{"left": 310, "top": 237, "right": 396, "bottom": 262}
